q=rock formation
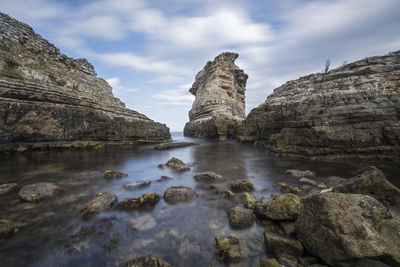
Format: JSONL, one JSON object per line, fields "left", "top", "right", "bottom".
{"left": 184, "top": 52, "right": 248, "bottom": 140}
{"left": 239, "top": 51, "right": 400, "bottom": 159}
{"left": 0, "top": 12, "right": 170, "bottom": 152}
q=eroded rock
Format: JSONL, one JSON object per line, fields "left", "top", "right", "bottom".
{"left": 80, "top": 193, "right": 117, "bottom": 219}
{"left": 215, "top": 235, "right": 248, "bottom": 262}
{"left": 103, "top": 170, "right": 127, "bottom": 179}
{"left": 194, "top": 172, "right": 223, "bottom": 183}
{"left": 255, "top": 194, "right": 302, "bottom": 221}
{"left": 0, "top": 183, "right": 19, "bottom": 195}
{"left": 163, "top": 186, "right": 197, "bottom": 203}
{"left": 286, "top": 170, "right": 315, "bottom": 178}
{"left": 115, "top": 192, "right": 160, "bottom": 211}
{"left": 122, "top": 180, "right": 152, "bottom": 190}
{"left": 122, "top": 255, "right": 171, "bottom": 267}
{"left": 239, "top": 192, "right": 256, "bottom": 209}
{"left": 164, "top": 157, "right": 190, "bottom": 171}
{"left": 228, "top": 206, "right": 254, "bottom": 229}
{"left": 154, "top": 142, "right": 199, "bottom": 150}
{"left": 19, "top": 182, "right": 63, "bottom": 201}
{"left": 230, "top": 179, "right": 254, "bottom": 192}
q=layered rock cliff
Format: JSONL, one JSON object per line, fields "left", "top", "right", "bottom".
{"left": 0, "top": 12, "right": 170, "bottom": 152}
{"left": 239, "top": 51, "right": 400, "bottom": 160}
{"left": 184, "top": 52, "right": 248, "bottom": 140}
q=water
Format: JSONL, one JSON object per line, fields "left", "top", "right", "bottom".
{"left": 0, "top": 132, "right": 399, "bottom": 267}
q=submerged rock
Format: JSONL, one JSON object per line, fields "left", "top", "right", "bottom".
{"left": 215, "top": 235, "right": 248, "bottom": 262}
{"left": 184, "top": 52, "right": 248, "bottom": 140}
{"left": 286, "top": 170, "right": 315, "bottom": 178}
{"left": 154, "top": 142, "right": 199, "bottom": 150}
{"left": 155, "top": 176, "right": 174, "bottom": 182}
{"left": 0, "top": 183, "right": 19, "bottom": 195}
{"left": 295, "top": 192, "right": 400, "bottom": 267}
{"left": 130, "top": 214, "right": 157, "bottom": 231}
{"left": 122, "top": 255, "right": 171, "bottom": 267}
{"left": 277, "top": 182, "right": 300, "bottom": 194}
{"left": 194, "top": 172, "right": 223, "bottom": 183}
{"left": 255, "top": 194, "right": 302, "bottom": 221}
{"left": 163, "top": 186, "right": 197, "bottom": 203}
{"left": 264, "top": 231, "right": 304, "bottom": 258}
{"left": 259, "top": 257, "right": 284, "bottom": 267}
{"left": 115, "top": 192, "right": 160, "bottom": 211}
{"left": 332, "top": 166, "right": 400, "bottom": 208}
{"left": 299, "top": 177, "right": 318, "bottom": 186}
{"left": 103, "top": 170, "right": 127, "bottom": 179}
{"left": 0, "top": 223, "right": 22, "bottom": 239}
{"left": 79, "top": 193, "right": 117, "bottom": 219}
{"left": 228, "top": 206, "right": 254, "bottom": 229}
{"left": 239, "top": 192, "right": 256, "bottom": 209}
{"left": 19, "top": 182, "right": 63, "bottom": 201}
{"left": 164, "top": 157, "right": 190, "bottom": 171}
{"left": 122, "top": 180, "right": 152, "bottom": 190}
{"left": 230, "top": 179, "right": 254, "bottom": 192}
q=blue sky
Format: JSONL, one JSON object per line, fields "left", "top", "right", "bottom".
{"left": 2, "top": 0, "right": 400, "bottom": 130}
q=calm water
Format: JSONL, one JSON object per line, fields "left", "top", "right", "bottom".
{"left": 0, "top": 132, "right": 399, "bottom": 267}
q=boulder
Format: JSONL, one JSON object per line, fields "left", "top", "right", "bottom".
{"left": 19, "top": 182, "right": 63, "bottom": 201}
{"left": 299, "top": 177, "right": 318, "bottom": 186}
{"left": 332, "top": 166, "right": 400, "bottom": 208}
{"left": 163, "top": 186, "right": 197, "bottom": 203}
{"left": 239, "top": 192, "right": 256, "bottom": 209}
{"left": 154, "top": 142, "right": 199, "bottom": 150}
{"left": 164, "top": 157, "right": 190, "bottom": 171}
{"left": 122, "top": 255, "right": 171, "bottom": 267}
{"left": 79, "top": 193, "right": 117, "bottom": 219}
{"left": 264, "top": 231, "right": 304, "bottom": 257}
{"left": 0, "top": 183, "right": 19, "bottom": 195}
{"left": 228, "top": 206, "right": 254, "bottom": 229}
{"left": 277, "top": 182, "right": 300, "bottom": 194}
{"left": 255, "top": 194, "right": 302, "bottom": 221}
{"left": 295, "top": 192, "right": 400, "bottom": 267}
{"left": 115, "top": 192, "right": 160, "bottom": 211}
{"left": 103, "top": 170, "right": 127, "bottom": 179}
{"left": 215, "top": 235, "right": 248, "bottom": 262}
{"left": 286, "top": 170, "right": 315, "bottom": 178}
{"left": 193, "top": 172, "right": 223, "bottom": 183}
{"left": 155, "top": 176, "right": 174, "bottom": 182}
{"left": 259, "top": 257, "right": 284, "bottom": 267}
{"left": 230, "top": 179, "right": 254, "bottom": 192}
{"left": 122, "top": 180, "right": 152, "bottom": 190}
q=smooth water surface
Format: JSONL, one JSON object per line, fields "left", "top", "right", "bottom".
{"left": 0, "top": 132, "right": 399, "bottom": 266}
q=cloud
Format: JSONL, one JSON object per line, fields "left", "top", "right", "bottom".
{"left": 106, "top": 77, "right": 138, "bottom": 93}
{"left": 152, "top": 85, "right": 194, "bottom": 107}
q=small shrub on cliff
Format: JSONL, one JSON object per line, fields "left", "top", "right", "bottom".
{"left": 56, "top": 79, "right": 66, "bottom": 87}
{"left": 324, "top": 59, "right": 331, "bottom": 74}
{"left": 72, "top": 84, "right": 79, "bottom": 90}
{"left": 48, "top": 73, "right": 66, "bottom": 87}
{"left": 205, "top": 60, "right": 213, "bottom": 69}
{"left": 1, "top": 58, "right": 23, "bottom": 80}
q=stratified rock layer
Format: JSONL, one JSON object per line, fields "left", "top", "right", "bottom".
{"left": 239, "top": 51, "right": 400, "bottom": 159}
{"left": 184, "top": 52, "right": 248, "bottom": 140}
{"left": 0, "top": 12, "right": 170, "bottom": 152}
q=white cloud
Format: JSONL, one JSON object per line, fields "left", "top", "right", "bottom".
{"left": 106, "top": 77, "right": 138, "bottom": 93}
{"left": 152, "top": 86, "right": 195, "bottom": 107}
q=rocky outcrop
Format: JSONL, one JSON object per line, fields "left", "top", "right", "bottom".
{"left": 19, "top": 182, "right": 63, "bottom": 201}
{"left": 184, "top": 52, "right": 248, "bottom": 140}
{"left": 79, "top": 193, "right": 118, "bottom": 219}
{"left": 239, "top": 51, "right": 400, "bottom": 159}
{"left": 0, "top": 12, "right": 170, "bottom": 152}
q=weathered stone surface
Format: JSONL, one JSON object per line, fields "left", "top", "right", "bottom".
{"left": 19, "top": 182, "right": 63, "bottom": 201}
{"left": 154, "top": 142, "right": 199, "bottom": 150}
{"left": 163, "top": 186, "right": 197, "bottom": 203}
{"left": 299, "top": 177, "right": 318, "bottom": 186}
{"left": 255, "top": 194, "right": 302, "bottom": 221}
{"left": 0, "top": 183, "right": 19, "bottom": 195}
{"left": 264, "top": 231, "right": 304, "bottom": 257}
{"left": 239, "top": 51, "right": 400, "bottom": 160}
{"left": 184, "top": 52, "right": 248, "bottom": 140}
{"left": 130, "top": 214, "right": 157, "bottom": 231}
{"left": 164, "top": 157, "right": 190, "bottom": 171}
{"left": 259, "top": 257, "right": 284, "bottom": 267}
{"left": 277, "top": 182, "right": 300, "bottom": 194}
{"left": 286, "top": 169, "right": 315, "bottom": 178}
{"left": 0, "top": 12, "right": 170, "bottom": 152}
{"left": 194, "top": 172, "right": 223, "bottom": 183}
{"left": 332, "top": 166, "right": 400, "bottom": 208}
{"left": 239, "top": 192, "right": 256, "bottom": 209}
{"left": 215, "top": 235, "right": 248, "bottom": 262}
{"left": 103, "top": 170, "right": 127, "bottom": 179}
{"left": 122, "top": 180, "right": 152, "bottom": 190}
{"left": 79, "top": 193, "right": 117, "bottom": 219}
{"left": 115, "top": 192, "right": 160, "bottom": 211}
{"left": 295, "top": 192, "right": 400, "bottom": 267}
{"left": 230, "top": 179, "right": 254, "bottom": 192}
{"left": 228, "top": 206, "right": 254, "bottom": 229}
{"left": 122, "top": 255, "right": 171, "bottom": 267}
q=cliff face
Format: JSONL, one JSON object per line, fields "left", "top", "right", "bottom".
{"left": 184, "top": 52, "right": 248, "bottom": 140}
{"left": 239, "top": 51, "right": 400, "bottom": 160}
{"left": 0, "top": 12, "right": 170, "bottom": 151}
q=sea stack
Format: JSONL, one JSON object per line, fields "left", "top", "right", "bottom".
{"left": 239, "top": 51, "right": 400, "bottom": 160}
{"left": 184, "top": 52, "right": 248, "bottom": 140}
{"left": 0, "top": 12, "right": 170, "bottom": 152}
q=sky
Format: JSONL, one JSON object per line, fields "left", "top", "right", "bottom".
{"left": 2, "top": 0, "right": 400, "bottom": 131}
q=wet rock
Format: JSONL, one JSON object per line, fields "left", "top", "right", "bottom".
{"left": 122, "top": 255, "right": 171, "bottom": 267}
{"left": 154, "top": 142, "right": 199, "bottom": 150}
{"left": 122, "top": 180, "right": 152, "bottom": 190}
{"left": 255, "top": 194, "right": 302, "bottom": 221}
{"left": 19, "top": 182, "right": 63, "bottom": 201}
{"left": 260, "top": 257, "right": 284, "bottom": 267}
{"left": 215, "top": 235, "right": 248, "bottom": 262}
{"left": 277, "top": 183, "right": 300, "bottom": 194}
{"left": 230, "top": 179, "right": 254, "bottom": 192}
{"left": 299, "top": 177, "right": 318, "bottom": 186}
{"left": 0, "top": 183, "right": 19, "bottom": 195}
{"left": 325, "top": 176, "right": 346, "bottom": 187}
{"left": 224, "top": 190, "right": 235, "bottom": 198}
{"left": 286, "top": 170, "right": 315, "bottom": 178}
{"left": 130, "top": 214, "right": 157, "bottom": 231}
{"left": 264, "top": 231, "right": 304, "bottom": 257}
{"left": 103, "top": 234, "right": 120, "bottom": 252}
{"left": 295, "top": 192, "right": 400, "bottom": 267}
{"left": 156, "top": 176, "right": 174, "bottom": 182}
{"left": 164, "top": 157, "right": 190, "bottom": 171}
{"left": 0, "top": 223, "right": 21, "bottom": 239}
{"left": 332, "top": 166, "right": 400, "bottom": 208}
{"left": 228, "top": 206, "right": 254, "bottom": 229}
{"left": 239, "top": 192, "right": 256, "bottom": 209}
{"left": 194, "top": 172, "right": 223, "bottom": 183}
{"left": 79, "top": 193, "right": 118, "bottom": 219}
{"left": 163, "top": 186, "right": 197, "bottom": 203}
{"left": 115, "top": 192, "right": 160, "bottom": 211}
{"left": 178, "top": 238, "right": 202, "bottom": 259}
{"left": 58, "top": 171, "right": 101, "bottom": 187}
{"left": 103, "top": 170, "right": 127, "bottom": 179}
{"left": 280, "top": 222, "right": 295, "bottom": 236}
